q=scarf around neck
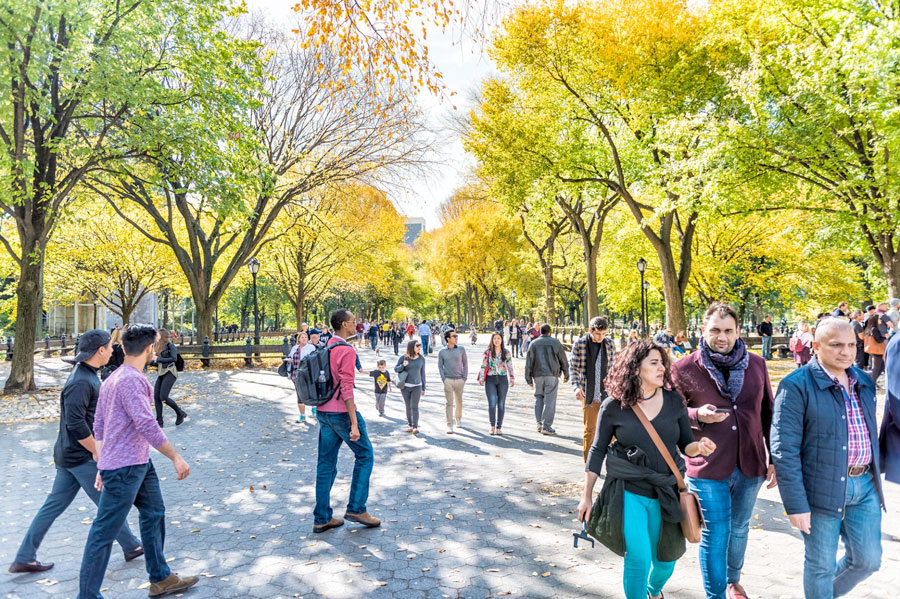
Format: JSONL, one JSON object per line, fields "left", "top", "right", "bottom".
{"left": 699, "top": 337, "right": 750, "bottom": 401}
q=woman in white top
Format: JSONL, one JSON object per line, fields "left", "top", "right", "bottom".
{"left": 791, "top": 322, "right": 814, "bottom": 368}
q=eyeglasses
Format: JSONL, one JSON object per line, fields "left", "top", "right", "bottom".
{"left": 415, "top": 344, "right": 422, "bottom": 347}
{"left": 449, "top": 334, "right": 458, "bottom": 338}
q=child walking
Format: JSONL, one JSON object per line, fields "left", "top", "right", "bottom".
{"left": 369, "top": 360, "right": 392, "bottom": 417}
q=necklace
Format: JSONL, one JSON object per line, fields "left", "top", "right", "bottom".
{"left": 641, "top": 389, "right": 658, "bottom": 401}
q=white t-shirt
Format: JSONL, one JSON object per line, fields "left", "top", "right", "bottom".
{"left": 299, "top": 344, "right": 316, "bottom": 360}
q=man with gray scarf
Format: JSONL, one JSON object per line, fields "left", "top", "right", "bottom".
{"left": 670, "top": 303, "right": 776, "bottom": 599}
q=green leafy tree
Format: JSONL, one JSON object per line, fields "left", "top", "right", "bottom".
{"left": 0, "top": 0, "right": 239, "bottom": 390}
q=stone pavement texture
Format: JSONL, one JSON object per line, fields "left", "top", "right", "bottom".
{"left": 1, "top": 342, "right": 899, "bottom": 599}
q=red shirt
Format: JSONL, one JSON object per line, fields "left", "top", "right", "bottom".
{"left": 316, "top": 337, "right": 357, "bottom": 413}
{"left": 670, "top": 351, "right": 774, "bottom": 480}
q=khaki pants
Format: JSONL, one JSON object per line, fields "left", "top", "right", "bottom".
{"left": 443, "top": 378, "right": 465, "bottom": 426}
{"left": 582, "top": 400, "right": 602, "bottom": 462}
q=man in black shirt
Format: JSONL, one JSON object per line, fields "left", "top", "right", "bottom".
{"left": 756, "top": 315, "right": 774, "bottom": 360}
{"left": 8, "top": 330, "right": 143, "bottom": 574}
{"left": 851, "top": 310, "right": 866, "bottom": 369}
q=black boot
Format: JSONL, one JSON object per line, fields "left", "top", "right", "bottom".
{"left": 175, "top": 410, "right": 186, "bottom": 426}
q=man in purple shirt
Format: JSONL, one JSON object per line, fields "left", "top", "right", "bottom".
{"left": 9, "top": 330, "right": 142, "bottom": 574}
{"left": 78, "top": 325, "right": 198, "bottom": 599}
{"left": 671, "top": 303, "right": 776, "bottom": 599}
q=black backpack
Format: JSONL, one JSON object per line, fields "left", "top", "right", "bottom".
{"left": 294, "top": 340, "right": 351, "bottom": 406}
{"left": 175, "top": 353, "right": 185, "bottom": 372}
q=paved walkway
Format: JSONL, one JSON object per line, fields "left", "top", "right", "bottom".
{"left": 1, "top": 342, "right": 898, "bottom": 599}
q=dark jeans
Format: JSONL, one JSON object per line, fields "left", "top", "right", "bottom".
{"left": 510, "top": 338, "right": 520, "bottom": 358}
{"left": 393, "top": 338, "right": 400, "bottom": 355}
{"left": 761, "top": 336, "right": 773, "bottom": 360}
{"left": 420, "top": 337, "right": 429, "bottom": 356}
{"left": 369, "top": 336, "right": 377, "bottom": 350}
{"left": 687, "top": 468, "right": 765, "bottom": 599}
{"left": 78, "top": 461, "right": 170, "bottom": 599}
{"left": 803, "top": 473, "right": 881, "bottom": 598}
{"left": 401, "top": 386, "right": 422, "bottom": 427}
{"left": 153, "top": 372, "right": 181, "bottom": 425}
{"left": 484, "top": 375, "right": 509, "bottom": 427}
{"left": 16, "top": 460, "right": 140, "bottom": 564}
{"left": 855, "top": 344, "right": 866, "bottom": 369}
{"left": 314, "top": 411, "right": 374, "bottom": 526}
{"left": 868, "top": 354, "right": 885, "bottom": 385}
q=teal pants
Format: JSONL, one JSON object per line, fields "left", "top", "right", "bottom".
{"left": 623, "top": 490, "right": 677, "bottom": 599}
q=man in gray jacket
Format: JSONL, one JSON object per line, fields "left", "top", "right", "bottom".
{"left": 438, "top": 330, "right": 468, "bottom": 434}
{"left": 524, "top": 324, "right": 569, "bottom": 435}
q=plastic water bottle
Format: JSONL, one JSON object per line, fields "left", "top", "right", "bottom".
{"left": 316, "top": 369, "right": 326, "bottom": 397}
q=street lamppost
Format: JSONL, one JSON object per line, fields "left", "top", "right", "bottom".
{"left": 248, "top": 258, "right": 260, "bottom": 348}
{"left": 637, "top": 258, "right": 647, "bottom": 338}
{"left": 511, "top": 290, "right": 517, "bottom": 320}
{"left": 642, "top": 281, "right": 650, "bottom": 338}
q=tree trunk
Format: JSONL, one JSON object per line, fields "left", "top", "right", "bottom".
{"left": 455, "top": 294, "right": 462, "bottom": 325}
{"left": 5, "top": 250, "right": 43, "bottom": 392}
{"left": 543, "top": 263, "right": 556, "bottom": 326}
{"left": 162, "top": 291, "right": 170, "bottom": 330}
{"left": 585, "top": 252, "right": 599, "bottom": 322}
{"left": 656, "top": 247, "right": 688, "bottom": 334}
{"left": 195, "top": 301, "right": 214, "bottom": 342}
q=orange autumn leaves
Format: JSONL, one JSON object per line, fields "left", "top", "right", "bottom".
{"left": 291, "top": 0, "right": 472, "bottom": 103}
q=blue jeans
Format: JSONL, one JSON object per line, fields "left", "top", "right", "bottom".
{"left": 78, "top": 461, "right": 170, "bottom": 599}
{"left": 623, "top": 490, "right": 676, "bottom": 599}
{"left": 803, "top": 473, "right": 882, "bottom": 599}
{"left": 369, "top": 336, "right": 377, "bottom": 350}
{"left": 16, "top": 460, "right": 140, "bottom": 563}
{"left": 420, "top": 337, "right": 429, "bottom": 356}
{"left": 314, "top": 411, "right": 374, "bottom": 525}
{"left": 761, "top": 336, "right": 773, "bottom": 360}
{"left": 484, "top": 375, "right": 509, "bottom": 427}
{"left": 687, "top": 468, "right": 765, "bottom": 599}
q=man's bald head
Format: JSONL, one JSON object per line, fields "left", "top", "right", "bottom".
{"left": 813, "top": 318, "right": 858, "bottom": 373}
{"left": 814, "top": 317, "right": 855, "bottom": 343}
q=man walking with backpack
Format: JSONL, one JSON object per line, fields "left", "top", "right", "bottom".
{"left": 312, "top": 309, "right": 379, "bottom": 533}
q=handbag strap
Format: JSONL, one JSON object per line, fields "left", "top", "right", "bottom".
{"left": 632, "top": 403, "right": 687, "bottom": 492}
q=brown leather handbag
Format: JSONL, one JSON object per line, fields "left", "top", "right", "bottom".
{"left": 632, "top": 404, "right": 705, "bottom": 543}
{"left": 864, "top": 331, "right": 885, "bottom": 356}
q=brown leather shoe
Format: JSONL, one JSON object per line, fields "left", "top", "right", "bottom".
{"left": 124, "top": 546, "right": 144, "bottom": 562}
{"left": 8, "top": 561, "right": 54, "bottom": 573}
{"left": 148, "top": 573, "right": 199, "bottom": 598}
{"left": 345, "top": 512, "right": 381, "bottom": 528}
{"left": 312, "top": 517, "right": 344, "bottom": 533}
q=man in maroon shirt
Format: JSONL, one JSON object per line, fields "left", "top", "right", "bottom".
{"left": 671, "top": 303, "right": 776, "bottom": 599}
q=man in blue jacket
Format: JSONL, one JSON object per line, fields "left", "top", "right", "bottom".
{"left": 771, "top": 318, "right": 885, "bottom": 599}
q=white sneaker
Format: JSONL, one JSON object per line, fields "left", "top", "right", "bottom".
{"left": 456, "top": 419, "right": 462, "bottom": 427}
{"left": 446, "top": 427, "right": 454, "bottom": 434}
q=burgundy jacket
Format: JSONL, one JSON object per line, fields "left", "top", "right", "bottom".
{"left": 670, "top": 351, "right": 774, "bottom": 480}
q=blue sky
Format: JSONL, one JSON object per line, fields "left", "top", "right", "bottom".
{"left": 246, "top": 0, "right": 497, "bottom": 230}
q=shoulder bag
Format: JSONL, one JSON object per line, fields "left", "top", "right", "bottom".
{"left": 864, "top": 329, "right": 886, "bottom": 356}
{"left": 632, "top": 403, "right": 705, "bottom": 543}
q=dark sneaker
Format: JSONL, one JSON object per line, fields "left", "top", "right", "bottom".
{"left": 541, "top": 426, "right": 556, "bottom": 435}
{"left": 345, "top": 512, "right": 381, "bottom": 528}
{"left": 124, "top": 546, "right": 144, "bottom": 562}
{"left": 175, "top": 411, "right": 186, "bottom": 426}
{"left": 8, "top": 561, "right": 54, "bottom": 573}
{"left": 312, "top": 518, "right": 344, "bottom": 534}
{"left": 148, "top": 573, "right": 199, "bottom": 598}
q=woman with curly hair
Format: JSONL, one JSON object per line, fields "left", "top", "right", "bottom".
{"left": 577, "top": 340, "right": 716, "bottom": 599}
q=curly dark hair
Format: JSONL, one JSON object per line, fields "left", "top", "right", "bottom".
{"left": 604, "top": 339, "right": 673, "bottom": 407}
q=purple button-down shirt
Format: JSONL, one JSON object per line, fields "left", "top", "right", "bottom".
{"left": 824, "top": 369, "right": 872, "bottom": 467}
{"left": 94, "top": 365, "right": 168, "bottom": 471}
